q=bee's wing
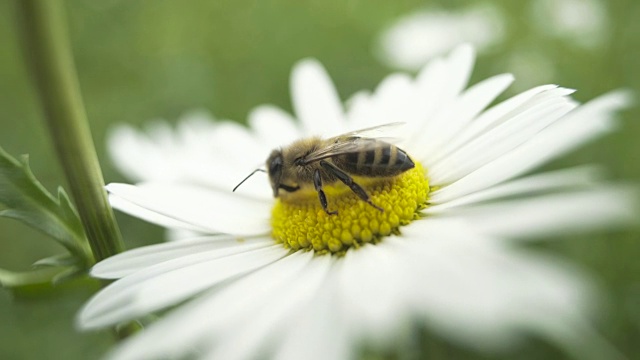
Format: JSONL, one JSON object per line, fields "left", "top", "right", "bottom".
{"left": 302, "top": 138, "right": 381, "bottom": 164}
{"left": 337, "top": 122, "right": 405, "bottom": 138}
{"left": 303, "top": 123, "right": 404, "bottom": 164}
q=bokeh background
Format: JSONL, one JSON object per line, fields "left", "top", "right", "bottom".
{"left": 1, "top": 0, "right": 639, "bottom": 359}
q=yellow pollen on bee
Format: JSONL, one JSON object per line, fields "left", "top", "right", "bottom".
{"left": 270, "top": 162, "right": 430, "bottom": 255}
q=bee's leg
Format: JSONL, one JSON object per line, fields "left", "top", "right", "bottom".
{"left": 314, "top": 168, "right": 338, "bottom": 215}
{"left": 320, "top": 161, "right": 384, "bottom": 212}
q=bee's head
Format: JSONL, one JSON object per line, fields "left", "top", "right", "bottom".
{"left": 266, "top": 149, "right": 284, "bottom": 197}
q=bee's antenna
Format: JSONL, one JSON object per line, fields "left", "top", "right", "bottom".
{"left": 233, "top": 169, "right": 266, "bottom": 192}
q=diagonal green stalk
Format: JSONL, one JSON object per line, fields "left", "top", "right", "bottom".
{"left": 16, "top": 0, "right": 124, "bottom": 262}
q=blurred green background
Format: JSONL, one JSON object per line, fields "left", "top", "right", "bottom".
{"left": 1, "top": 0, "right": 639, "bottom": 359}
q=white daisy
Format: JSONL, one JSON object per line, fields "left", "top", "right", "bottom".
{"left": 376, "top": 5, "right": 505, "bottom": 71}
{"left": 530, "top": 0, "right": 609, "bottom": 49}
{"left": 79, "top": 45, "right": 635, "bottom": 360}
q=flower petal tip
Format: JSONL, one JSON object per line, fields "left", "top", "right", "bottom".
{"left": 292, "top": 58, "right": 325, "bottom": 78}
{"left": 602, "top": 89, "right": 635, "bottom": 108}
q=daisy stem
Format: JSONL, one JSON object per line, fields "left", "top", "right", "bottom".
{"left": 16, "top": 0, "right": 124, "bottom": 262}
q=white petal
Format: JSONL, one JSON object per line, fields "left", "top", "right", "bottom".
{"left": 422, "top": 44, "right": 476, "bottom": 101}
{"left": 107, "top": 123, "right": 178, "bottom": 182}
{"left": 79, "top": 244, "right": 287, "bottom": 330}
{"left": 441, "top": 84, "right": 559, "bottom": 153}
{"left": 291, "top": 59, "right": 346, "bottom": 137}
{"left": 438, "top": 186, "right": 639, "bottom": 240}
{"left": 416, "top": 73, "right": 514, "bottom": 162}
{"left": 104, "top": 251, "right": 315, "bottom": 360}
{"left": 202, "top": 255, "right": 333, "bottom": 360}
{"left": 107, "top": 183, "right": 272, "bottom": 236}
{"left": 248, "top": 105, "right": 302, "bottom": 148}
{"left": 413, "top": 57, "right": 447, "bottom": 121}
{"left": 346, "top": 74, "right": 418, "bottom": 134}
{"left": 397, "top": 224, "right": 595, "bottom": 352}
{"left": 193, "top": 122, "right": 273, "bottom": 198}
{"left": 108, "top": 194, "right": 207, "bottom": 233}
{"left": 427, "top": 165, "right": 603, "bottom": 212}
{"left": 430, "top": 91, "right": 631, "bottom": 202}
{"left": 428, "top": 87, "right": 577, "bottom": 185}
{"left": 405, "top": 45, "right": 476, "bottom": 148}
{"left": 431, "top": 44, "right": 475, "bottom": 113}
{"left": 165, "top": 228, "right": 206, "bottom": 242}
{"left": 344, "top": 90, "right": 374, "bottom": 130}
{"left": 92, "top": 236, "right": 272, "bottom": 279}
{"left": 274, "top": 273, "right": 352, "bottom": 360}
{"left": 336, "top": 240, "right": 411, "bottom": 348}
{"left": 107, "top": 117, "right": 274, "bottom": 200}
{"left": 204, "top": 121, "right": 265, "bottom": 159}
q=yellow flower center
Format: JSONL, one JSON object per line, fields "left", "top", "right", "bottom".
{"left": 271, "top": 162, "right": 430, "bottom": 255}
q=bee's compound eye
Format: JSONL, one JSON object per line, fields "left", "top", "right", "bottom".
{"left": 269, "top": 156, "right": 283, "bottom": 175}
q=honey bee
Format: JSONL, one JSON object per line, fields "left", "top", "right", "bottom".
{"left": 234, "top": 123, "right": 414, "bottom": 215}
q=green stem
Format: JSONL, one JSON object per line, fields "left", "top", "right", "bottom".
{"left": 16, "top": 0, "right": 124, "bottom": 262}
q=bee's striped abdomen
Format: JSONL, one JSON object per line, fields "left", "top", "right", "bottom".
{"left": 337, "top": 139, "right": 414, "bottom": 177}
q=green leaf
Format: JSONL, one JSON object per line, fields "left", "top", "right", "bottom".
{"left": 0, "top": 267, "right": 67, "bottom": 288}
{"left": 32, "top": 253, "right": 79, "bottom": 268}
{"left": 0, "top": 146, "right": 93, "bottom": 268}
